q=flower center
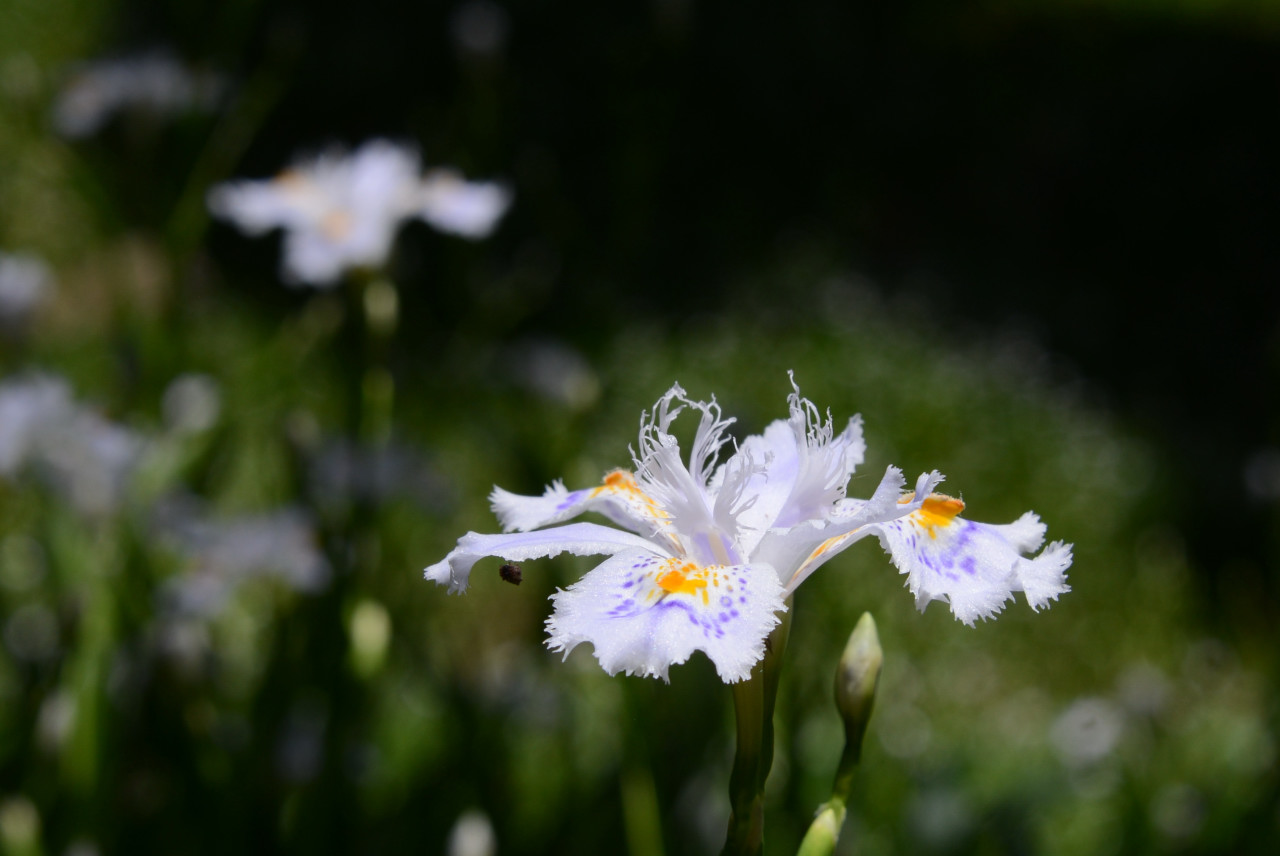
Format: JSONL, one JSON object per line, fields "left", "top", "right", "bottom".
{"left": 657, "top": 562, "right": 708, "bottom": 596}
{"left": 321, "top": 210, "right": 353, "bottom": 239}
{"left": 913, "top": 494, "right": 965, "bottom": 538}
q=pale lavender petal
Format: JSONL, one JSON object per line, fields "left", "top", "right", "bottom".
{"left": 757, "top": 466, "right": 940, "bottom": 593}
{"left": 491, "top": 474, "right": 676, "bottom": 545}
{"left": 280, "top": 227, "right": 349, "bottom": 286}
{"left": 419, "top": 170, "right": 511, "bottom": 238}
{"left": 867, "top": 502, "right": 1073, "bottom": 625}
{"left": 724, "top": 379, "right": 867, "bottom": 552}
{"left": 725, "top": 419, "right": 802, "bottom": 546}
{"left": 207, "top": 179, "right": 309, "bottom": 235}
{"left": 545, "top": 554, "right": 785, "bottom": 683}
{"left": 425, "top": 522, "right": 667, "bottom": 593}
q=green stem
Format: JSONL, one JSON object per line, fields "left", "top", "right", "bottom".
{"left": 343, "top": 271, "right": 399, "bottom": 446}
{"left": 721, "top": 606, "right": 793, "bottom": 856}
{"left": 723, "top": 675, "right": 765, "bottom": 856}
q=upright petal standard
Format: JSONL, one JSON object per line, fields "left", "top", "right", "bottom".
{"left": 425, "top": 378, "right": 1071, "bottom": 682}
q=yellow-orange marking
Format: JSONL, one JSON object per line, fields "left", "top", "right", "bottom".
{"left": 602, "top": 470, "right": 633, "bottom": 489}
{"left": 657, "top": 561, "right": 708, "bottom": 597}
{"left": 321, "top": 210, "right": 352, "bottom": 239}
{"left": 590, "top": 468, "right": 670, "bottom": 524}
{"left": 912, "top": 493, "right": 965, "bottom": 539}
{"left": 803, "top": 532, "right": 850, "bottom": 568}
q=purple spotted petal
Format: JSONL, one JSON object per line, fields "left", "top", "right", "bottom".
{"left": 868, "top": 509, "right": 1072, "bottom": 625}
{"left": 545, "top": 554, "right": 786, "bottom": 683}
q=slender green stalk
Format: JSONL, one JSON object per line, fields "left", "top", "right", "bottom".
{"left": 621, "top": 762, "right": 665, "bottom": 856}
{"left": 355, "top": 273, "right": 399, "bottom": 445}
{"left": 757, "top": 606, "right": 792, "bottom": 799}
{"left": 721, "top": 606, "right": 793, "bottom": 856}
{"left": 723, "top": 674, "right": 765, "bottom": 856}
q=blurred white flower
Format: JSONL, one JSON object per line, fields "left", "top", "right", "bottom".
{"left": 1117, "top": 662, "right": 1171, "bottom": 717}
{"left": 906, "top": 788, "right": 975, "bottom": 849}
{"left": 1050, "top": 697, "right": 1125, "bottom": 767}
{"left": 162, "top": 373, "right": 222, "bottom": 435}
{"left": 36, "top": 689, "right": 76, "bottom": 752}
{"left": 307, "top": 438, "right": 452, "bottom": 513}
{"left": 446, "top": 810, "right": 497, "bottom": 856}
{"left": 52, "top": 50, "right": 225, "bottom": 139}
{"left": 0, "top": 376, "right": 73, "bottom": 475}
{"left": 0, "top": 252, "right": 53, "bottom": 322}
{"left": 209, "top": 140, "right": 511, "bottom": 287}
{"left": 209, "top": 140, "right": 421, "bottom": 286}
{"left": 0, "top": 375, "right": 144, "bottom": 516}
{"left": 505, "top": 338, "right": 600, "bottom": 410}
{"left": 37, "top": 408, "right": 145, "bottom": 516}
{"left": 157, "top": 500, "right": 330, "bottom": 617}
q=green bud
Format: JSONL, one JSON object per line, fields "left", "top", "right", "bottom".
{"left": 363, "top": 277, "right": 399, "bottom": 337}
{"left": 347, "top": 598, "right": 392, "bottom": 679}
{"left": 796, "top": 613, "right": 884, "bottom": 856}
{"left": 795, "top": 803, "right": 844, "bottom": 856}
{"left": 0, "top": 797, "right": 43, "bottom": 856}
{"left": 834, "top": 612, "right": 882, "bottom": 762}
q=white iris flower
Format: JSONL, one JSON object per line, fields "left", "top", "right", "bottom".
{"left": 208, "top": 140, "right": 511, "bottom": 287}
{"left": 426, "top": 379, "right": 1071, "bottom": 682}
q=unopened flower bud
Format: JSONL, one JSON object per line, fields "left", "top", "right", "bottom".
{"left": 834, "top": 612, "right": 882, "bottom": 757}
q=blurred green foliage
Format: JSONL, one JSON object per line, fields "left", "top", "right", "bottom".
{"left": 0, "top": 1, "right": 1277, "bottom": 855}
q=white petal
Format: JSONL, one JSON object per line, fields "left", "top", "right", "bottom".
{"left": 490, "top": 480, "right": 580, "bottom": 531}
{"left": 419, "top": 170, "right": 512, "bottom": 238}
{"left": 207, "top": 179, "right": 307, "bottom": 235}
{"left": 348, "top": 141, "right": 421, "bottom": 216}
{"left": 545, "top": 554, "right": 785, "bottom": 683}
{"left": 490, "top": 473, "right": 677, "bottom": 548}
{"left": 771, "top": 375, "right": 866, "bottom": 528}
{"left": 868, "top": 500, "right": 1073, "bottom": 625}
{"left": 1017, "top": 539, "right": 1074, "bottom": 611}
{"left": 756, "top": 467, "right": 940, "bottom": 594}
{"left": 0, "top": 376, "right": 74, "bottom": 475}
{"left": 631, "top": 384, "right": 727, "bottom": 540}
{"left": 280, "top": 228, "right": 349, "bottom": 286}
{"left": 724, "top": 378, "right": 867, "bottom": 551}
{"left": 769, "top": 414, "right": 864, "bottom": 529}
{"left": 725, "top": 419, "right": 803, "bottom": 546}
{"left": 424, "top": 522, "right": 666, "bottom": 593}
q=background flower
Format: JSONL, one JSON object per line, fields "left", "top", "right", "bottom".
{"left": 208, "top": 141, "right": 510, "bottom": 286}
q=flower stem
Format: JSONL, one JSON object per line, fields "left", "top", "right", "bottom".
{"left": 721, "top": 606, "right": 792, "bottom": 856}
{"left": 723, "top": 675, "right": 765, "bottom": 856}
{"left": 357, "top": 273, "right": 398, "bottom": 446}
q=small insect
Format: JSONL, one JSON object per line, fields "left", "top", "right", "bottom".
{"left": 499, "top": 562, "right": 523, "bottom": 585}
